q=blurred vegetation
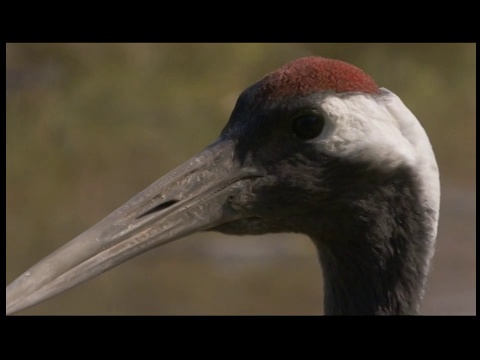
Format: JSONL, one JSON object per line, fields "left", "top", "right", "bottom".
{"left": 6, "top": 43, "right": 476, "bottom": 314}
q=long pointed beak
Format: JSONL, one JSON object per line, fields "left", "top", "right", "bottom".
{"left": 6, "top": 139, "right": 262, "bottom": 315}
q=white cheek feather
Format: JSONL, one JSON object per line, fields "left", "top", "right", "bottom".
{"left": 317, "top": 88, "right": 440, "bottom": 240}
{"left": 319, "top": 91, "right": 417, "bottom": 168}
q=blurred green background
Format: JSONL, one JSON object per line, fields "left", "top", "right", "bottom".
{"left": 6, "top": 43, "right": 476, "bottom": 315}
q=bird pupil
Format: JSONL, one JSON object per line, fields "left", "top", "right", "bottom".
{"left": 292, "top": 115, "right": 324, "bottom": 140}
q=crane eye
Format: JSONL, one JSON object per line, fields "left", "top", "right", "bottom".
{"left": 292, "top": 114, "right": 325, "bottom": 140}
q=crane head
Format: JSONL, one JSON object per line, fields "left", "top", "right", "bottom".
{"left": 6, "top": 56, "right": 440, "bottom": 315}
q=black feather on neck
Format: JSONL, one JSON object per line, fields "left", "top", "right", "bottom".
{"left": 312, "top": 164, "right": 435, "bottom": 315}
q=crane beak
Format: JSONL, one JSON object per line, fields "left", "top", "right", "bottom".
{"left": 6, "top": 139, "right": 262, "bottom": 315}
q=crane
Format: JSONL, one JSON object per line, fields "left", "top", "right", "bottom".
{"left": 6, "top": 56, "right": 440, "bottom": 315}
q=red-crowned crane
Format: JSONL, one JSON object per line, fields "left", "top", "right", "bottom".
{"left": 6, "top": 56, "right": 440, "bottom": 315}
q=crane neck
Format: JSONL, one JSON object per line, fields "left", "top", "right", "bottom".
{"left": 312, "top": 167, "right": 437, "bottom": 315}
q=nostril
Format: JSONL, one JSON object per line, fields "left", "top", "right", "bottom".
{"left": 136, "top": 200, "right": 178, "bottom": 219}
